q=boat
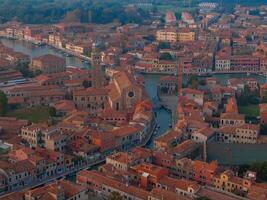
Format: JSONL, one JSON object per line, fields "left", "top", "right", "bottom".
{"left": 169, "top": 123, "right": 172, "bottom": 128}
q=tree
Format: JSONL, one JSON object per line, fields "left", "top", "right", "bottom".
{"left": 62, "top": 8, "right": 82, "bottom": 23}
{"left": 159, "top": 52, "right": 173, "bottom": 61}
{"left": 238, "top": 164, "right": 250, "bottom": 177}
{"left": 82, "top": 80, "right": 92, "bottom": 88}
{"left": 260, "top": 124, "right": 267, "bottom": 135}
{"left": 16, "top": 63, "right": 33, "bottom": 78}
{"left": 158, "top": 42, "right": 170, "bottom": 49}
{"left": 0, "top": 91, "right": 8, "bottom": 116}
{"left": 237, "top": 162, "right": 267, "bottom": 182}
{"left": 188, "top": 75, "right": 198, "bottom": 89}
{"left": 108, "top": 192, "right": 123, "bottom": 200}
{"left": 249, "top": 161, "right": 267, "bottom": 182}
{"left": 49, "top": 106, "right": 57, "bottom": 117}
{"left": 238, "top": 85, "right": 260, "bottom": 106}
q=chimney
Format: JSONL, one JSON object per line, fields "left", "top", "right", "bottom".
{"left": 140, "top": 172, "right": 149, "bottom": 190}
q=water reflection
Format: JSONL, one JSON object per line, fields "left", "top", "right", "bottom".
{"left": 0, "top": 38, "right": 90, "bottom": 69}
{"left": 143, "top": 74, "right": 172, "bottom": 148}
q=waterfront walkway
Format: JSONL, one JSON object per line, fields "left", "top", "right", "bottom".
{"left": 0, "top": 36, "right": 92, "bottom": 62}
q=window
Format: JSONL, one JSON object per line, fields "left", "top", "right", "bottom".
{"left": 128, "top": 91, "right": 135, "bottom": 98}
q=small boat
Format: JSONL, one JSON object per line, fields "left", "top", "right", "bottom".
{"left": 169, "top": 123, "right": 172, "bottom": 128}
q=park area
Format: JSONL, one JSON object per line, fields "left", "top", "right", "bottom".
{"left": 238, "top": 104, "right": 260, "bottom": 118}
{"left": 6, "top": 106, "right": 51, "bottom": 123}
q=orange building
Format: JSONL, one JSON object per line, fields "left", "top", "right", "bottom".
{"left": 132, "top": 163, "right": 169, "bottom": 189}
{"left": 91, "top": 131, "right": 116, "bottom": 153}
{"left": 225, "top": 97, "right": 238, "bottom": 113}
{"left": 260, "top": 103, "right": 267, "bottom": 124}
{"left": 193, "top": 160, "right": 218, "bottom": 186}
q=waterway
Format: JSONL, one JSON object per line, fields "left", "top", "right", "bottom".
{"left": 2, "top": 37, "right": 266, "bottom": 150}
{"left": 0, "top": 38, "right": 172, "bottom": 148}
{"left": 143, "top": 74, "right": 172, "bottom": 148}
{"left": 0, "top": 38, "right": 90, "bottom": 69}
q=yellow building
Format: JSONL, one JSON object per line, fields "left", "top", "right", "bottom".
{"left": 177, "top": 30, "right": 195, "bottom": 42}
{"left": 156, "top": 29, "right": 195, "bottom": 43}
{"left": 48, "top": 34, "right": 63, "bottom": 48}
{"left": 65, "top": 43, "right": 90, "bottom": 55}
{"left": 213, "top": 170, "right": 251, "bottom": 195}
{"left": 156, "top": 29, "right": 177, "bottom": 42}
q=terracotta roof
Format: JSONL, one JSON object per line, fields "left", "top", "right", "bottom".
{"left": 159, "top": 75, "right": 177, "bottom": 82}
{"left": 25, "top": 179, "right": 86, "bottom": 200}
{"left": 196, "top": 127, "right": 215, "bottom": 138}
{"left": 248, "top": 184, "right": 267, "bottom": 200}
{"left": 0, "top": 192, "right": 24, "bottom": 200}
{"left": 197, "top": 187, "right": 240, "bottom": 200}
{"left": 107, "top": 147, "right": 152, "bottom": 165}
{"left": 218, "top": 126, "right": 236, "bottom": 135}
{"left": 111, "top": 125, "right": 143, "bottom": 137}
{"left": 220, "top": 113, "right": 245, "bottom": 120}
{"left": 155, "top": 130, "right": 183, "bottom": 144}
{"left": 193, "top": 160, "right": 218, "bottom": 173}
{"left": 77, "top": 170, "right": 150, "bottom": 199}
{"left": 33, "top": 54, "right": 65, "bottom": 63}
{"left": 171, "top": 140, "right": 198, "bottom": 155}
{"left": 159, "top": 176, "right": 200, "bottom": 192}
{"left": 73, "top": 87, "right": 109, "bottom": 96}
{"left": 181, "top": 88, "right": 204, "bottom": 95}
{"left": 149, "top": 188, "right": 190, "bottom": 200}
{"left": 54, "top": 100, "right": 75, "bottom": 112}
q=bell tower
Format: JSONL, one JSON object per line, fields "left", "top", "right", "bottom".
{"left": 91, "top": 43, "right": 103, "bottom": 88}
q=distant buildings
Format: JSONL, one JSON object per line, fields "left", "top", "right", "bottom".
{"left": 30, "top": 54, "right": 66, "bottom": 74}
{"left": 198, "top": 2, "right": 218, "bottom": 13}
{"left": 156, "top": 29, "right": 195, "bottom": 43}
{"left": 1, "top": 3, "right": 267, "bottom": 200}
{"left": 165, "top": 11, "right": 177, "bottom": 24}
{"left": 181, "top": 12, "right": 195, "bottom": 25}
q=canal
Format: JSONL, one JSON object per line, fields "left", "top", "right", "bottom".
{"left": 0, "top": 38, "right": 172, "bottom": 148}
{"left": 3, "top": 38, "right": 267, "bottom": 170}
{"left": 0, "top": 38, "right": 90, "bottom": 69}
{"left": 2, "top": 37, "right": 266, "bottom": 150}
{"left": 143, "top": 74, "right": 172, "bottom": 148}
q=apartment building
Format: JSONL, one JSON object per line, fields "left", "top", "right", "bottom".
{"left": 217, "top": 123, "right": 259, "bottom": 144}
{"left": 30, "top": 54, "right": 66, "bottom": 74}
